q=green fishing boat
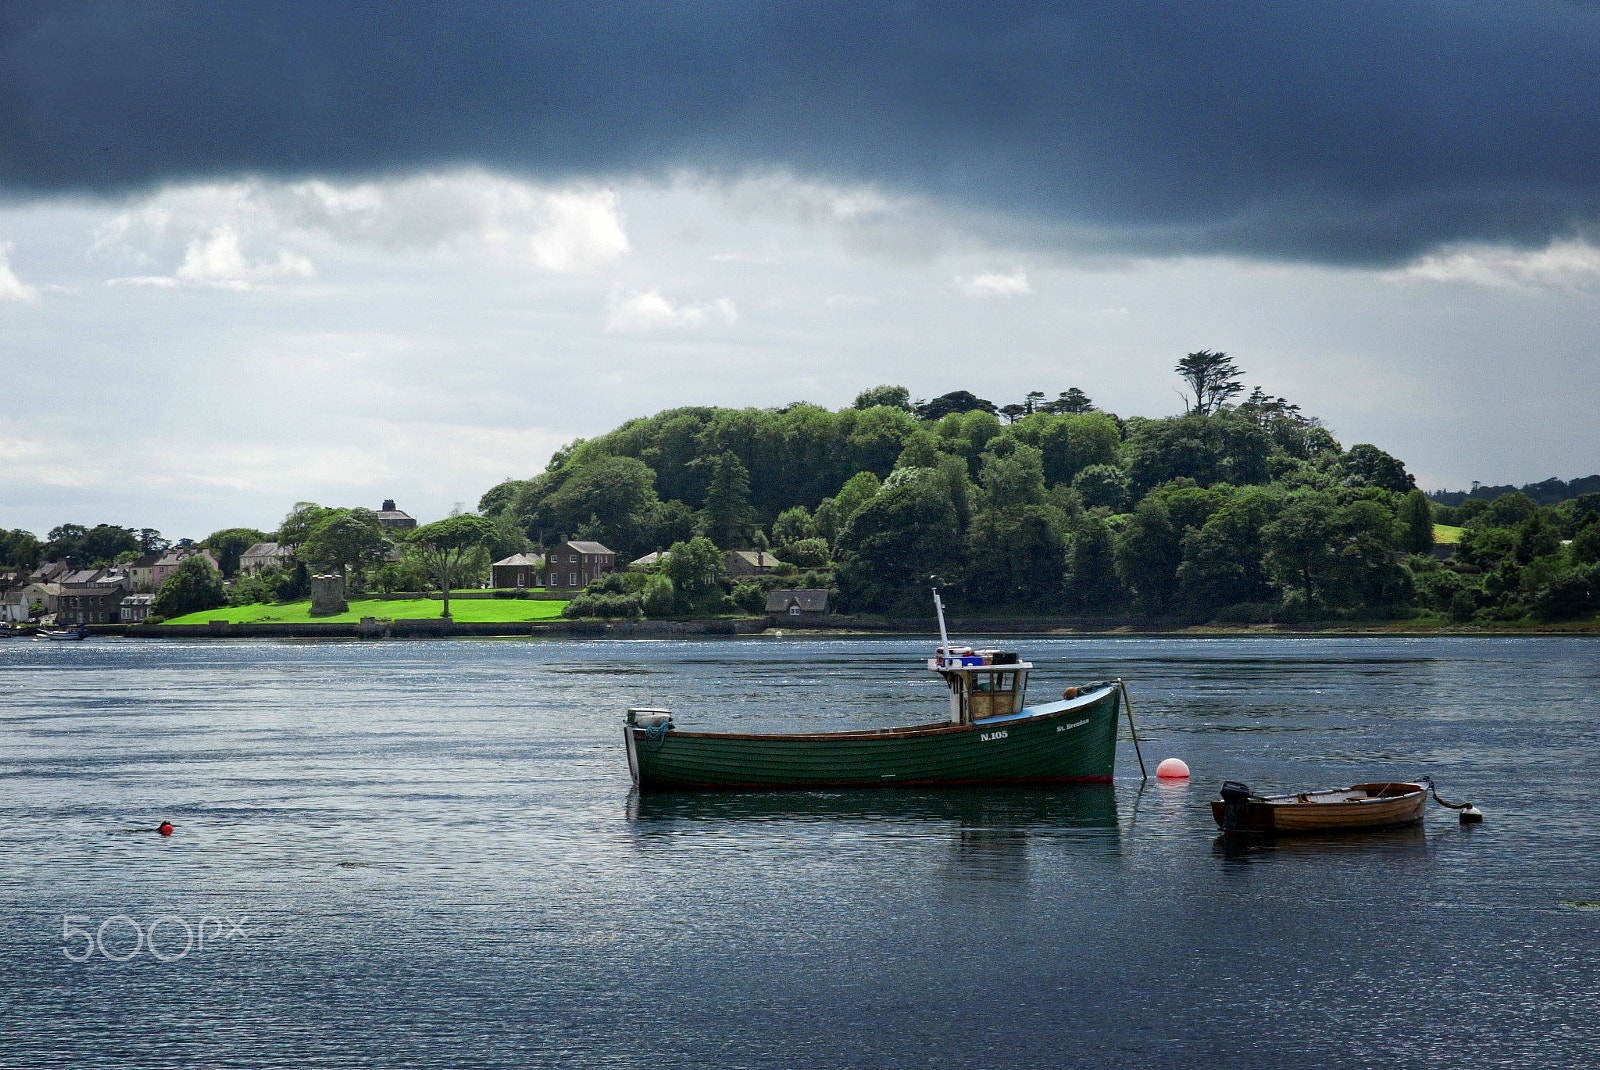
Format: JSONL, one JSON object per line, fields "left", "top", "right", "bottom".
{"left": 624, "top": 593, "right": 1127, "bottom": 792}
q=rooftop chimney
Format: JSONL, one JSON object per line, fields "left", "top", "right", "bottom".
{"left": 382, "top": 499, "right": 397, "bottom": 511}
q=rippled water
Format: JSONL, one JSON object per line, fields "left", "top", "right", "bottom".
{"left": 1, "top": 635, "right": 1596, "bottom": 1068}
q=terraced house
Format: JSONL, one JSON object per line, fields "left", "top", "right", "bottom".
{"left": 57, "top": 570, "right": 131, "bottom": 625}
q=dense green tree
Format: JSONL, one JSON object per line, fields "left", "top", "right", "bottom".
{"left": 525, "top": 455, "right": 663, "bottom": 557}
{"left": 662, "top": 536, "right": 724, "bottom": 610}
{"left": 1044, "top": 388, "right": 1095, "bottom": 414}
{"left": 854, "top": 384, "right": 912, "bottom": 411}
{"left": 915, "top": 390, "right": 998, "bottom": 421}
{"left": 1114, "top": 500, "right": 1183, "bottom": 612}
{"left": 1410, "top": 557, "right": 1469, "bottom": 613}
{"left": 1145, "top": 480, "right": 1229, "bottom": 533}
{"left": 485, "top": 510, "right": 530, "bottom": 561}
{"left": 1008, "top": 412, "right": 1121, "bottom": 487}
{"left": 45, "top": 523, "right": 140, "bottom": 568}
{"left": 776, "top": 537, "right": 830, "bottom": 568}
{"left": 700, "top": 452, "right": 756, "bottom": 548}
{"left": 895, "top": 428, "right": 941, "bottom": 469}
{"left": 1514, "top": 513, "right": 1562, "bottom": 565}
{"left": 1476, "top": 491, "right": 1538, "bottom": 528}
{"left": 1066, "top": 514, "right": 1124, "bottom": 611}
{"left": 1455, "top": 524, "right": 1516, "bottom": 570}
{"left": 1263, "top": 490, "right": 1341, "bottom": 606}
{"left": 407, "top": 514, "right": 496, "bottom": 618}
{"left": 1175, "top": 350, "right": 1244, "bottom": 416}
{"left": 931, "top": 409, "right": 1003, "bottom": 475}
{"left": 137, "top": 528, "right": 169, "bottom": 554}
{"left": 203, "top": 527, "right": 270, "bottom": 579}
{"left": 276, "top": 502, "right": 335, "bottom": 548}
{"left": 648, "top": 499, "right": 697, "bottom": 551}
{"left": 1123, "top": 413, "right": 1271, "bottom": 496}
{"left": 1342, "top": 444, "right": 1415, "bottom": 493}
{"left": 771, "top": 505, "right": 816, "bottom": 547}
{"left": 1532, "top": 563, "right": 1600, "bottom": 620}
{"left": 835, "top": 472, "right": 965, "bottom": 613}
{"left": 812, "top": 497, "right": 842, "bottom": 545}
{"left": 964, "top": 504, "right": 1067, "bottom": 608}
{"left": 0, "top": 529, "right": 42, "bottom": 569}
{"left": 477, "top": 478, "right": 528, "bottom": 517}
{"left": 934, "top": 454, "right": 976, "bottom": 530}
{"left": 460, "top": 378, "right": 1486, "bottom": 625}
{"left": 833, "top": 471, "right": 883, "bottom": 530}
{"left": 152, "top": 555, "right": 226, "bottom": 618}
{"left": 1328, "top": 498, "right": 1410, "bottom": 608}
{"left": 302, "top": 509, "right": 391, "bottom": 585}
{"left": 1178, "top": 487, "right": 1279, "bottom": 613}
{"left": 1071, "top": 464, "right": 1129, "bottom": 511}
{"left": 1399, "top": 489, "right": 1434, "bottom": 555}
{"left": 641, "top": 574, "right": 676, "bottom": 617}
{"left": 1571, "top": 517, "right": 1600, "bottom": 565}
{"left": 978, "top": 443, "right": 1047, "bottom": 511}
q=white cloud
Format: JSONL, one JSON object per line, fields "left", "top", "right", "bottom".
{"left": 92, "top": 173, "right": 630, "bottom": 288}
{"left": 0, "top": 243, "right": 39, "bottom": 302}
{"left": 1387, "top": 239, "right": 1600, "bottom": 289}
{"left": 529, "top": 189, "right": 630, "bottom": 271}
{"left": 825, "top": 293, "right": 878, "bottom": 308}
{"left": 606, "top": 289, "right": 738, "bottom": 331}
{"left": 174, "top": 225, "right": 315, "bottom": 288}
{"left": 957, "top": 268, "right": 1032, "bottom": 297}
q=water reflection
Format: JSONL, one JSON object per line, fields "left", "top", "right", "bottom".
{"left": 628, "top": 783, "right": 1117, "bottom": 828}
{"left": 628, "top": 785, "right": 1120, "bottom": 880}
{"left": 1212, "top": 822, "right": 1428, "bottom": 861}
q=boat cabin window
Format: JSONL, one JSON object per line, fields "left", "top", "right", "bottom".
{"left": 964, "top": 670, "right": 1024, "bottom": 720}
{"left": 972, "top": 671, "right": 1016, "bottom": 693}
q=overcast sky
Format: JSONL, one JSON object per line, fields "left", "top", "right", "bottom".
{"left": 3, "top": 1, "right": 1598, "bottom": 539}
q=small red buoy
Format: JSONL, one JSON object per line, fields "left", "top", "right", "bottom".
{"left": 1156, "top": 758, "right": 1190, "bottom": 780}
{"left": 158, "top": 821, "right": 174, "bottom": 836}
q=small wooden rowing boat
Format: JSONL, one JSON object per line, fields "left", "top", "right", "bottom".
{"left": 1211, "top": 780, "right": 1427, "bottom": 834}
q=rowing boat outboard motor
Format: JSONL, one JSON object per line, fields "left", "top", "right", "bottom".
{"left": 1219, "top": 781, "right": 1253, "bottom": 831}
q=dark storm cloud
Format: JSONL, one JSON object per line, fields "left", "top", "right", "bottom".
{"left": 6, "top": 1, "right": 1600, "bottom": 264}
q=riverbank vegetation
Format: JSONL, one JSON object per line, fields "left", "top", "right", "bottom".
{"left": 478, "top": 355, "right": 1600, "bottom": 627}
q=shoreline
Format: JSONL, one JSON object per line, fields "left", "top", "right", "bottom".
{"left": 64, "top": 616, "right": 1600, "bottom": 640}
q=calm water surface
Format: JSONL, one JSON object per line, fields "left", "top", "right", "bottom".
{"left": 1, "top": 635, "right": 1596, "bottom": 1068}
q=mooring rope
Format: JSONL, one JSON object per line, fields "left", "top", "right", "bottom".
{"left": 1115, "top": 678, "right": 1149, "bottom": 781}
{"left": 643, "top": 720, "right": 673, "bottom": 751}
{"left": 1421, "top": 775, "right": 1475, "bottom": 811}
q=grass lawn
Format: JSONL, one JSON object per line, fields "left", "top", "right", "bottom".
{"left": 164, "top": 597, "right": 570, "bottom": 625}
{"left": 1434, "top": 524, "right": 1464, "bottom": 545}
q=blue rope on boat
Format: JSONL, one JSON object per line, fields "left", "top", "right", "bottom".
{"left": 643, "top": 720, "right": 673, "bottom": 750}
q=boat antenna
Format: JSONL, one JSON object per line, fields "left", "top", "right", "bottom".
{"left": 932, "top": 585, "right": 950, "bottom": 647}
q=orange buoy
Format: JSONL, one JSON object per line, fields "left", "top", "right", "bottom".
{"left": 158, "top": 821, "right": 174, "bottom": 836}
{"left": 1156, "top": 757, "right": 1190, "bottom": 780}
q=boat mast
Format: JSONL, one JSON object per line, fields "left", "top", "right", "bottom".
{"left": 932, "top": 588, "right": 950, "bottom": 647}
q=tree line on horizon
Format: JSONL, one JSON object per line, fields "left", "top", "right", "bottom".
{"left": 6, "top": 352, "right": 1597, "bottom": 625}
{"left": 470, "top": 352, "right": 1599, "bottom": 623}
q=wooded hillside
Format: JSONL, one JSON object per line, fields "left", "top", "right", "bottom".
{"left": 478, "top": 380, "right": 1600, "bottom": 623}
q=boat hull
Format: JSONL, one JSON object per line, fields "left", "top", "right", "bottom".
{"left": 627, "top": 685, "right": 1121, "bottom": 792}
{"left": 1212, "top": 782, "right": 1427, "bottom": 834}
